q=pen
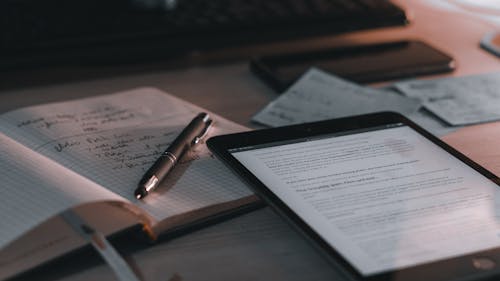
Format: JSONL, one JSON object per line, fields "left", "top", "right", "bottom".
{"left": 135, "top": 112, "right": 213, "bottom": 199}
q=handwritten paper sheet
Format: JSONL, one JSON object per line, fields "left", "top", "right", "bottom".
{"left": 0, "top": 87, "right": 253, "bottom": 228}
{"left": 252, "top": 68, "right": 421, "bottom": 127}
{"left": 394, "top": 72, "right": 500, "bottom": 126}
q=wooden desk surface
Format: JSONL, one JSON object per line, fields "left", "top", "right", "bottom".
{"left": 1, "top": 1, "right": 499, "bottom": 280}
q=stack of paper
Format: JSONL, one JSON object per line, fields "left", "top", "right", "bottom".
{"left": 394, "top": 72, "right": 500, "bottom": 126}
{"left": 253, "top": 68, "right": 421, "bottom": 127}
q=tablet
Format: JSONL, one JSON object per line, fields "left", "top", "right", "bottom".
{"left": 207, "top": 112, "right": 500, "bottom": 281}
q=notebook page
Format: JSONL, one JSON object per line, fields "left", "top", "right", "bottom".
{"left": 0, "top": 133, "right": 125, "bottom": 250}
{"left": 0, "top": 88, "right": 253, "bottom": 222}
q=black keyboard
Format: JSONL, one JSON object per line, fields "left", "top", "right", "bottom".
{"left": 0, "top": 0, "right": 407, "bottom": 69}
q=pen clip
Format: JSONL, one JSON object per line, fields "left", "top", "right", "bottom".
{"left": 192, "top": 119, "right": 213, "bottom": 146}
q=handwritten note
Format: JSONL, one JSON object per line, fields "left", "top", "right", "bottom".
{"left": 394, "top": 72, "right": 500, "bottom": 126}
{"left": 16, "top": 106, "right": 137, "bottom": 132}
{"left": 0, "top": 89, "right": 196, "bottom": 147}
{"left": 0, "top": 87, "right": 253, "bottom": 222}
{"left": 252, "top": 68, "right": 421, "bottom": 127}
{"left": 49, "top": 126, "right": 183, "bottom": 170}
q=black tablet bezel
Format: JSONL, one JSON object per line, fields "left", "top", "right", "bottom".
{"left": 207, "top": 112, "right": 500, "bottom": 281}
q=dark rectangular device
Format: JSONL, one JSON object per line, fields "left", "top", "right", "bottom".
{"left": 207, "top": 112, "right": 500, "bottom": 281}
{"left": 250, "top": 40, "right": 455, "bottom": 92}
{"left": 0, "top": 0, "right": 407, "bottom": 70}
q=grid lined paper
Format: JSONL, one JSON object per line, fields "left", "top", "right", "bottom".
{"left": 0, "top": 88, "right": 252, "bottom": 232}
{"left": 0, "top": 133, "right": 124, "bottom": 249}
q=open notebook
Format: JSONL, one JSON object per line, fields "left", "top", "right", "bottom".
{"left": 0, "top": 88, "right": 257, "bottom": 279}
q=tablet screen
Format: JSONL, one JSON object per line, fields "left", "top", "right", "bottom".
{"left": 230, "top": 123, "right": 500, "bottom": 276}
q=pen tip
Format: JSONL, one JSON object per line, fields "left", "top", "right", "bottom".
{"left": 135, "top": 193, "right": 143, "bottom": 200}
